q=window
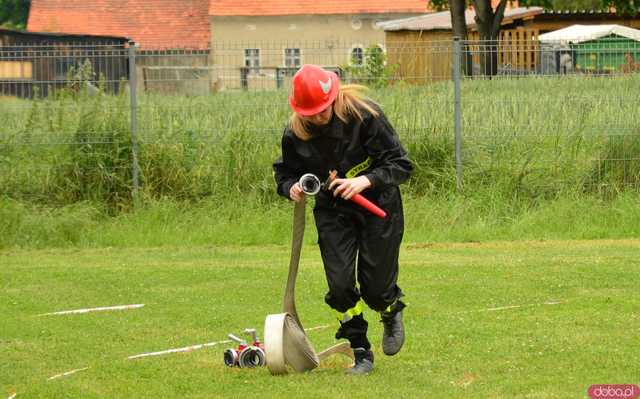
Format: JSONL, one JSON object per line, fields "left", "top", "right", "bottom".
{"left": 244, "top": 48, "right": 260, "bottom": 72}
{"left": 284, "top": 48, "right": 301, "bottom": 68}
{"left": 0, "top": 61, "right": 33, "bottom": 79}
{"left": 55, "top": 58, "right": 77, "bottom": 80}
{"left": 351, "top": 46, "right": 364, "bottom": 66}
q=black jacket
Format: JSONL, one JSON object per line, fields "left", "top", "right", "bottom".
{"left": 273, "top": 104, "right": 413, "bottom": 211}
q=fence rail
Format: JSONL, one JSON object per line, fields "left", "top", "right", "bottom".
{"left": 1, "top": 38, "right": 639, "bottom": 207}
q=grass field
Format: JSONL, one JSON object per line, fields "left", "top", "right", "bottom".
{"left": 2, "top": 67, "right": 639, "bottom": 398}
{"left": 2, "top": 239, "right": 638, "bottom": 398}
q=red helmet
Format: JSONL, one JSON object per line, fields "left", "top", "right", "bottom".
{"left": 289, "top": 64, "right": 340, "bottom": 116}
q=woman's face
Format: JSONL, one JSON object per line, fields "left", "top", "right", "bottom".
{"left": 301, "top": 104, "right": 333, "bottom": 126}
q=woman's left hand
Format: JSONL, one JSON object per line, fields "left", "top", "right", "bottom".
{"left": 328, "top": 176, "right": 372, "bottom": 200}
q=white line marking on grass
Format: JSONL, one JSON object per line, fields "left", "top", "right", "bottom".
{"left": 127, "top": 324, "right": 330, "bottom": 360}
{"left": 304, "top": 324, "right": 330, "bottom": 332}
{"left": 48, "top": 367, "right": 89, "bottom": 380}
{"left": 39, "top": 304, "right": 145, "bottom": 316}
{"left": 457, "top": 300, "right": 566, "bottom": 314}
{"left": 485, "top": 305, "right": 522, "bottom": 311}
{"left": 127, "top": 340, "right": 232, "bottom": 360}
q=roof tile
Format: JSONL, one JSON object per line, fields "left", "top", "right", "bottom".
{"left": 209, "top": 0, "right": 428, "bottom": 16}
{"left": 27, "top": 0, "right": 210, "bottom": 50}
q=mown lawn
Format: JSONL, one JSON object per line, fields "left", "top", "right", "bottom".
{"left": 1, "top": 239, "right": 638, "bottom": 398}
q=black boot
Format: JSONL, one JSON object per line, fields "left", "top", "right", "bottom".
{"left": 345, "top": 347, "right": 374, "bottom": 375}
{"left": 380, "top": 300, "right": 406, "bottom": 356}
{"left": 335, "top": 314, "right": 371, "bottom": 350}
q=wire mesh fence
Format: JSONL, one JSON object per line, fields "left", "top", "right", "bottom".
{"left": 1, "top": 37, "right": 639, "bottom": 207}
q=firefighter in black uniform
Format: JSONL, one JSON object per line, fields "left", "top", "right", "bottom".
{"left": 273, "top": 64, "right": 413, "bottom": 375}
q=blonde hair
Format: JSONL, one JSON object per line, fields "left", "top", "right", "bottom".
{"left": 288, "top": 84, "right": 380, "bottom": 141}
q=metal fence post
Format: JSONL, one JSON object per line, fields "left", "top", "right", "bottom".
{"left": 128, "top": 41, "right": 141, "bottom": 204}
{"left": 453, "top": 37, "right": 463, "bottom": 192}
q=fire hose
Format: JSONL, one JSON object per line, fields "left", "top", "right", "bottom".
{"left": 263, "top": 172, "right": 387, "bottom": 374}
{"left": 263, "top": 195, "right": 355, "bottom": 374}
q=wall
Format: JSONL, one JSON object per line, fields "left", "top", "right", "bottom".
{"left": 386, "top": 30, "right": 455, "bottom": 83}
{"left": 0, "top": 31, "right": 127, "bottom": 98}
{"left": 137, "top": 50, "right": 211, "bottom": 95}
{"left": 210, "top": 13, "right": 421, "bottom": 90}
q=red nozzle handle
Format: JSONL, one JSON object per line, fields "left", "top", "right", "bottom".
{"left": 351, "top": 193, "right": 387, "bottom": 219}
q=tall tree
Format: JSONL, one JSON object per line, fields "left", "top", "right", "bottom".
{"left": 448, "top": 0, "right": 474, "bottom": 75}
{"left": 472, "top": 0, "right": 508, "bottom": 76}
{"left": 0, "top": 0, "right": 30, "bottom": 30}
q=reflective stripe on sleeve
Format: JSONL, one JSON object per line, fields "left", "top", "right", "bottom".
{"left": 345, "top": 156, "right": 372, "bottom": 178}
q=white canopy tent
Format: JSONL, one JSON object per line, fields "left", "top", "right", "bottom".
{"left": 538, "top": 24, "right": 640, "bottom": 44}
{"left": 537, "top": 24, "right": 640, "bottom": 74}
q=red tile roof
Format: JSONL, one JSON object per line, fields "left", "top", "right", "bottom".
{"left": 27, "top": 0, "right": 210, "bottom": 50}
{"left": 209, "top": 0, "right": 429, "bottom": 16}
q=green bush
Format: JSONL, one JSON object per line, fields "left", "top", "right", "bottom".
{"left": 343, "top": 44, "right": 398, "bottom": 88}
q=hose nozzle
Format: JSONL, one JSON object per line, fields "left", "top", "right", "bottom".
{"left": 228, "top": 333, "right": 247, "bottom": 345}
{"left": 244, "top": 328, "right": 259, "bottom": 343}
{"left": 299, "top": 173, "right": 322, "bottom": 195}
{"left": 298, "top": 171, "right": 387, "bottom": 219}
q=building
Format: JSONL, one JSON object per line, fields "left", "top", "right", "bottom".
{"left": 379, "top": 7, "right": 544, "bottom": 82}
{"left": 27, "top": 0, "right": 211, "bottom": 94}
{"left": 209, "top": 0, "right": 429, "bottom": 89}
{"left": 27, "top": 0, "right": 210, "bottom": 50}
{"left": 380, "top": 8, "right": 640, "bottom": 82}
{"left": 0, "top": 28, "right": 128, "bottom": 98}
{"left": 523, "top": 9, "right": 640, "bottom": 32}
{"left": 24, "top": 0, "right": 431, "bottom": 92}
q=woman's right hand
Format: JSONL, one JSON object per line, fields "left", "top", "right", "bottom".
{"left": 289, "top": 182, "right": 305, "bottom": 202}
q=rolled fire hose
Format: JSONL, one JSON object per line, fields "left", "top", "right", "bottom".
{"left": 264, "top": 197, "right": 354, "bottom": 375}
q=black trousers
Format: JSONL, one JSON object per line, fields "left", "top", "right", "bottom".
{"left": 313, "top": 187, "right": 405, "bottom": 315}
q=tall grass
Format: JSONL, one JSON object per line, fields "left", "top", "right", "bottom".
{"left": 1, "top": 74, "right": 639, "bottom": 245}
{"left": 2, "top": 75, "right": 639, "bottom": 209}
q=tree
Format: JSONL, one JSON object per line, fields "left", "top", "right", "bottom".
{"left": 0, "top": 0, "right": 30, "bottom": 30}
{"left": 472, "top": 0, "right": 508, "bottom": 76}
{"left": 440, "top": 0, "right": 508, "bottom": 76}
{"left": 448, "top": 0, "right": 474, "bottom": 75}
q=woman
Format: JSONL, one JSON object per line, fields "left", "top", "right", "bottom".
{"left": 273, "top": 64, "right": 412, "bottom": 374}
